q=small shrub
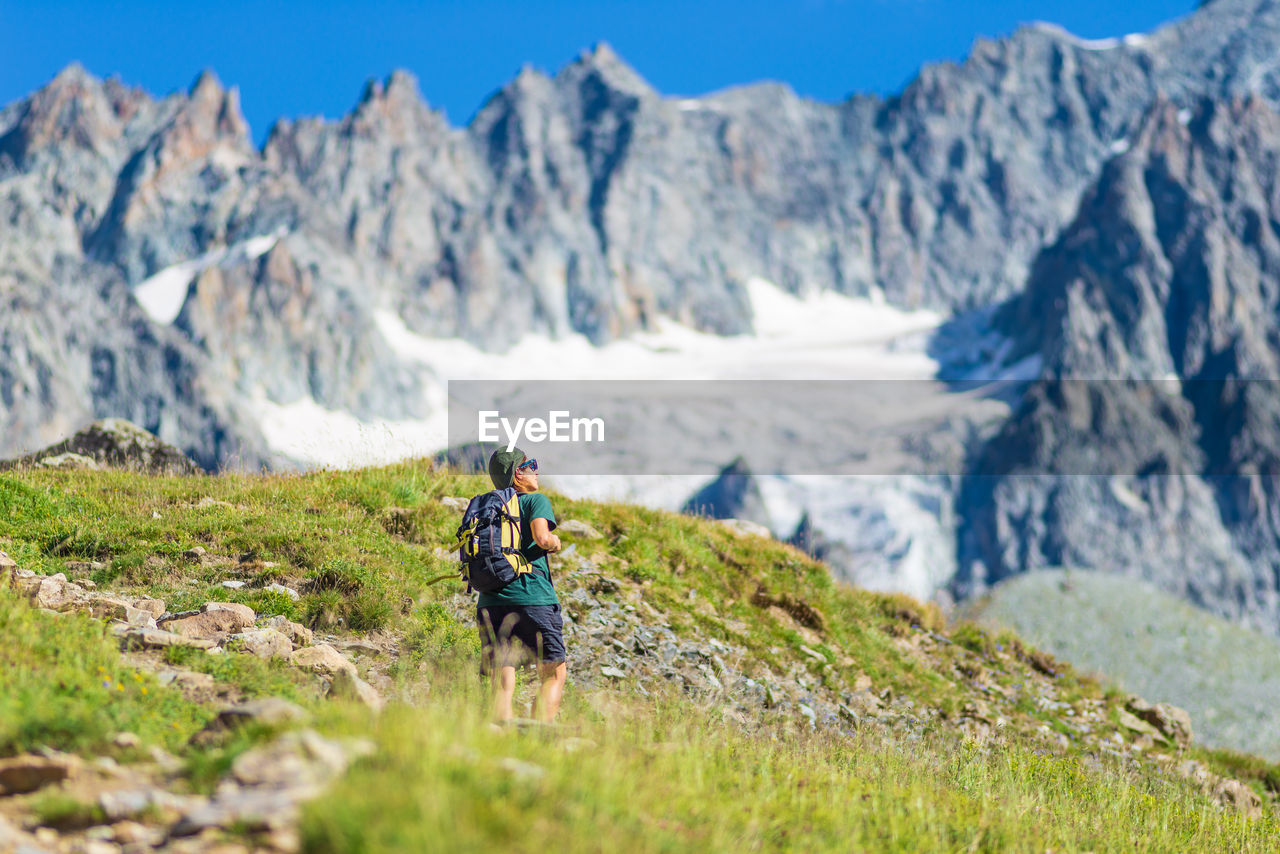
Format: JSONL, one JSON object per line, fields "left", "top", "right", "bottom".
{"left": 307, "top": 559, "right": 369, "bottom": 594}
{"left": 230, "top": 588, "right": 299, "bottom": 621}
{"left": 304, "top": 590, "right": 347, "bottom": 629}
{"left": 949, "top": 622, "right": 993, "bottom": 655}
{"left": 41, "top": 525, "right": 118, "bottom": 559}
{"left": 347, "top": 591, "right": 394, "bottom": 633}
{"left": 30, "top": 792, "right": 106, "bottom": 830}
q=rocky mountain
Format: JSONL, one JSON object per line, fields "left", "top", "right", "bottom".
{"left": 958, "top": 91, "right": 1280, "bottom": 633}
{"left": 4, "top": 0, "right": 1280, "bottom": 470}
{"left": 681, "top": 457, "right": 773, "bottom": 528}
{"left": 11, "top": 0, "right": 1280, "bottom": 633}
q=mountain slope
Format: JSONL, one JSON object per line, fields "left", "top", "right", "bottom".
{"left": 8, "top": 1, "right": 1280, "bottom": 467}
{"left": 965, "top": 569, "right": 1280, "bottom": 761}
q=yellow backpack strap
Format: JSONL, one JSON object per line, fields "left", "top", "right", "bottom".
{"left": 503, "top": 492, "right": 531, "bottom": 575}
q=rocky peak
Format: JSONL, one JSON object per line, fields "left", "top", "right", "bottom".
{"left": 179, "top": 69, "right": 252, "bottom": 149}
{"left": 557, "top": 42, "right": 656, "bottom": 101}
{"left": 0, "top": 63, "right": 121, "bottom": 164}
{"left": 348, "top": 69, "right": 445, "bottom": 143}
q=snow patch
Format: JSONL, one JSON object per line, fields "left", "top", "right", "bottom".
{"left": 376, "top": 278, "right": 944, "bottom": 383}
{"left": 1030, "top": 21, "right": 1149, "bottom": 52}
{"left": 1109, "top": 138, "right": 1131, "bottom": 155}
{"left": 1178, "top": 108, "right": 1193, "bottom": 126}
{"left": 132, "top": 227, "right": 288, "bottom": 325}
{"left": 252, "top": 390, "right": 446, "bottom": 469}
{"left": 676, "top": 99, "right": 704, "bottom": 111}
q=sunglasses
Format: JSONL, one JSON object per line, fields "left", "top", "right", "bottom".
{"left": 517, "top": 458, "right": 538, "bottom": 472}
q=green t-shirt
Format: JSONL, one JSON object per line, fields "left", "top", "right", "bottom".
{"left": 476, "top": 491, "right": 559, "bottom": 607}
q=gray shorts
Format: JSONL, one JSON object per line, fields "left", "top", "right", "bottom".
{"left": 477, "top": 604, "right": 566, "bottom": 668}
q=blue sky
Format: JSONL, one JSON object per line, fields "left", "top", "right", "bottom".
{"left": 1, "top": 1, "right": 1196, "bottom": 143}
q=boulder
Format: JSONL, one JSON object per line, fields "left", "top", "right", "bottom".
{"left": 263, "top": 582, "right": 300, "bottom": 601}
{"left": 289, "top": 643, "right": 357, "bottom": 678}
{"left": 73, "top": 595, "right": 156, "bottom": 628}
{"left": 440, "top": 496, "right": 470, "bottom": 512}
{"left": 1116, "top": 708, "right": 1163, "bottom": 741}
{"left": 1125, "top": 697, "right": 1193, "bottom": 749}
{"left": 129, "top": 596, "right": 166, "bottom": 618}
{"left": 26, "top": 572, "right": 84, "bottom": 610}
{"left": 558, "top": 519, "right": 604, "bottom": 540}
{"left": 121, "top": 628, "right": 215, "bottom": 651}
{"left": 172, "top": 731, "right": 373, "bottom": 837}
{"left": 714, "top": 518, "right": 772, "bottom": 539}
{"left": 329, "top": 668, "right": 386, "bottom": 711}
{"left": 155, "top": 669, "right": 216, "bottom": 692}
{"left": 38, "top": 451, "right": 100, "bottom": 470}
{"left": 1213, "top": 778, "right": 1263, "bottom": 816}
{"left": 0, "top": 754, "right": 79, "bottom": 795}
{"left": 2, "top": 419, "right": 200, "bottom": 475}
{"left": 158, "top": 610, "right": 243, "bottom": 640}
{"left": 158, "top": 603, "right": 253, "bottom": 640}
{"left": 260, "top": 614, "right": 313, "bottom": 646}
{"left": 228, "top": 629, "right": 293, "bottom": 660}
{"left": 209, "top": 698, "right": 309, "bottom": 731}
{"left": 201, "top": 601, "right": 256, "bottom": 627}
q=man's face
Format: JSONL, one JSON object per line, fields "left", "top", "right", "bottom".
{"left": 513, "top": 460, "right": 539, "bottom": 491}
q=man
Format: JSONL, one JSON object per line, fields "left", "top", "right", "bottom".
{"left": 478, "top": 447, "right": 566, "bottom": 723}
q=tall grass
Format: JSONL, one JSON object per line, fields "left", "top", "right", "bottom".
{"left": 302, "top": 673, "right": 1278, "bottom": 853}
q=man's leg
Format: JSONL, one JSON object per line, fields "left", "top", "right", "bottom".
{"left": 533, "top": 661, "right": 567, "bottom": 722}
{"left": 492, "top": 664, "right": 517, "bottom": 722}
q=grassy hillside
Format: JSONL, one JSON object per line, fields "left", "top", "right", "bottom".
{"left": 1, "top": 462, "right": 1278, "bottom": 852}
{"left": 962, "top": 568, "right": 1280, "bottom": 762}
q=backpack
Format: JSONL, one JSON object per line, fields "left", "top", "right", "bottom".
{"left": 452, "top": 487, "right": 531, "bottom": 593}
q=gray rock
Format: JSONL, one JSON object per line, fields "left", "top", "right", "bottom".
{"left": 557, "top": 519, "right": 604, "bottom": 540}
{"left": 289, "top": 643, "right": 357, "bottom": 677}
{"left": 329, "top": 668, "right": 385, "bottom": 711}
{"left": 120, "top": 628, "right": 215, "bottom": 651}
{"left": 260, "top": 614, "right": 314, "bottom": 646}
{"left": 1126, "top": 697, "right": 1193, "bottom": 749}
{"left": 263, "top": 582, "right": 300, "bottom": 601}
{"left": 439, "top": 496, "right": 470, "bottom": 512}
{"left": 961, "top": 94, "right": 1280, "bottom": 636}
{"left": 714, "top": 518, "right": 772, "bottom": 539}
{"left": 4, "top": 419, "right": 201, "bottom": 474}
{"left": 208, "top": 698, "right": 310, "bottom": 731}
{"left": 37, "top": 451, "right": 99, "bottom": 470}
{"left": 684, "top": 458, "right": 772, "bottom": 531}
{"left": 228, "top": 628, "right": 293, "bottom": 660}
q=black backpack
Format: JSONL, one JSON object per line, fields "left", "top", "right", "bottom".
{"left": 453, "top": 487, "right": 531, "bottom": 593}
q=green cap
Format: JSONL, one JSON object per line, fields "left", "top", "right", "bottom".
{"left": 488, "top": 447, "right": 526, "bottom": 489}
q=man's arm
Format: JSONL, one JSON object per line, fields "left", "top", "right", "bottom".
{"left": 531, "top": 517, "right": 562, "bottom": 553}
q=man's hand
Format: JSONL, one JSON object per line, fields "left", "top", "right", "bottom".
{"left": 531, "top": 518, "right": 561, "bottom": 553}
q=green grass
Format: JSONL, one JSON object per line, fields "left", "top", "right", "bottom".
{"left": 0, "top": 591, "right": 213, "bottom": 756}
{"left": 301, "top": 674, "right": 1280, "bottom": 854}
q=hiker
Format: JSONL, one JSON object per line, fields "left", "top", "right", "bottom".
{"left": 477, "top": 447, "right": 566, "bottom": 723}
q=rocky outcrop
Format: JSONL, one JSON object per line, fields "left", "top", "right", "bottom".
{"left": 0, "top": 418, "right": 201, "bottom": 473}
{"left": 958, "top": 94, "right": 1280, "bottom": 634}
{"left": 683, "top": 457, "right": 773, "bottom": 530}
